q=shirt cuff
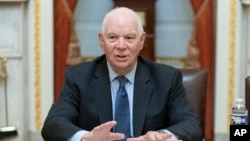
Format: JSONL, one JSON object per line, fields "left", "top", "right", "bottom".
{"left": 68, "top": 130, "right": 89, "bottom": 141}
{"left": 158, "top": 129, "right": 178, "bottom": 140}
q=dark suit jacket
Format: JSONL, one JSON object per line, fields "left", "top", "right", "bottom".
{"left": 41, "top": 55, "right": 202, "bottom": 141}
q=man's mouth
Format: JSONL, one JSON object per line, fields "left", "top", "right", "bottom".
{"left": 116, "top": 55, "right": 128, "bottom": 60}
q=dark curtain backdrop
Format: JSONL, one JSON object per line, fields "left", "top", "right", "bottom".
{"left": 54, "top": 0, "right": 78, "bottom": 101}
{"left": 190, "top": 0, "right": 214, "bottom": 141}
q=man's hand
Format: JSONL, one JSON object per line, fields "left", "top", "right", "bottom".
{"left": 81, "top": 121, "right": 124, "bottom": 141}
{"left": 127, "top": 131, "right": 183, "bottom": 141}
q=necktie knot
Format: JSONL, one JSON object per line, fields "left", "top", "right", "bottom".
{"left": 117, "top": 76, "right": 127, "bottom": 87}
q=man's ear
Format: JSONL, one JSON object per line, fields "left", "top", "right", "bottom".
{"left": 98, "top": 32, "right": 104, "bottom": 50}
{"left": 139, "top": 32, "right": 146, "bottom": 50}
{"left": 140, "top": 32, "right": 146, "bottom": 42}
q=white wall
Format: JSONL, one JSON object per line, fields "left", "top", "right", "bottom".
{"left": 214, "top": 0, "right": 250, "bottom": 140}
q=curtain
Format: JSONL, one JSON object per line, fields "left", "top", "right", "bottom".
{"left": 54, "top": 0, "right": 78, "bottom": 101}
{"left": 189, "top": 0, "right": 214, "bottom": 141}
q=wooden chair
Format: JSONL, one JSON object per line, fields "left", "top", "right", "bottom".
{"left": 245, "top": 76, "right": 250, "bottom": 124}
{"left": 181, "top": 69, "right": 208, "bottom": 140}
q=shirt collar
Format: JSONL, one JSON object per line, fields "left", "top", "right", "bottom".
{"left": 107, "top": 62, "right": 137, "bottom": 84}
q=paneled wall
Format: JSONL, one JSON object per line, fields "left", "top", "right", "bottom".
{"left": 0, "top": 0, "right": 53, "bottom": 140}
{"left": 0, "top": 2, "right": 27, "bottom": 140}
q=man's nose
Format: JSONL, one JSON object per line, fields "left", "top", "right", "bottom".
{"left": 116, "top": 38, "right": 126, "bottom": 48}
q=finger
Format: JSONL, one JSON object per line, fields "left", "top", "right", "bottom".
{"left": 93, "top": 121, "right": 117, "bottom": 133}
{"left": 127, "top": 136, "right": 145, "bottom": 141}
{"left": 127, "top": 138, "right": 137, "bottom": 141}
{"left": 166, "top": 139, "right": 183, "bottom": 141}
{"left": 144, "top": 131, "right": 161, "bottom": 140}
{"left": 161, "top": 133, "right": 173, "bottom": 139}
{"left": 154, "top": 132, "right": 164, "bottom": 140}
{"left": 110, "top": 132, "right": 125, "bottom": 140}
{"left": 147, "top": 131, "right": 156, "bottom": 140}
{"left": 101, "top": 121, "right": 117, "bottom": 130}
{"left": 144, "top": 131, "right": 172, "bottom": 141}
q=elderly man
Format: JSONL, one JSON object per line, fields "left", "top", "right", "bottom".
{"left": 41, "top": 7, "right": 202, "bottom": 141}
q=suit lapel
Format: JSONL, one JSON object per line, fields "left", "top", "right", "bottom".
{"left": 133, "top": 61, "right": 153, "bottom": 137}
{"left": 90, "top": 56, "right": 154, "bottom": 136}
{"left": 92, "top": 60, "right": 113, "bottom": 124}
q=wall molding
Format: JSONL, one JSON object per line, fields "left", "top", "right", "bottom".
{"left": 227, "top": 0, "right": 237, "bottom": 130}
{"left": 34, "top": 0, "right": 42, "bottom": 131}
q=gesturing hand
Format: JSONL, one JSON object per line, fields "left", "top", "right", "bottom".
{"left": 81, "top": 121, "right": 124, "bottom": 141}
{"left": 127, "top": 131, "right": 183, "bottom": 141}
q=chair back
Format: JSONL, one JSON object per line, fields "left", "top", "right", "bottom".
{"left": 181, "top": 69, "right": 207, "bottom": 139}
{"left": 245, "top": 76, "right": 250, "bottom": 124}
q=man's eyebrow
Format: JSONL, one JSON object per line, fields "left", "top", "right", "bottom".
{"left": 125, "top": 32, "right": 137, "bottom": 36}
{"left": 126, "top": 34, "right": 136, "bottom": 36}
{"left": 106, "top": 32, "right": 116, "bottom": 35}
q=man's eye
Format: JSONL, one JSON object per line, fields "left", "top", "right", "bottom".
{"left": 108, "top": 36, "right": 117, "bottom": 40}
{"left": 126, "top": 36, "right": 135, "bottom": 40}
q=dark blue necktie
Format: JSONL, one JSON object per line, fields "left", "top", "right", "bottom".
{"left": 114, "top": 76, "right": 130, "bottom": 140}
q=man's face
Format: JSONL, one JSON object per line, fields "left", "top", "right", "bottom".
{"left": 99, "top": 15, "right": 145, "bottom": 75}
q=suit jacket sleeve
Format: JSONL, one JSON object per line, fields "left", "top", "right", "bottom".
{"left": 164, "top": 69, "right": 203, "bottom": 141}
{"left": 41, "top": 67, "right": 83, "bottom": 141}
